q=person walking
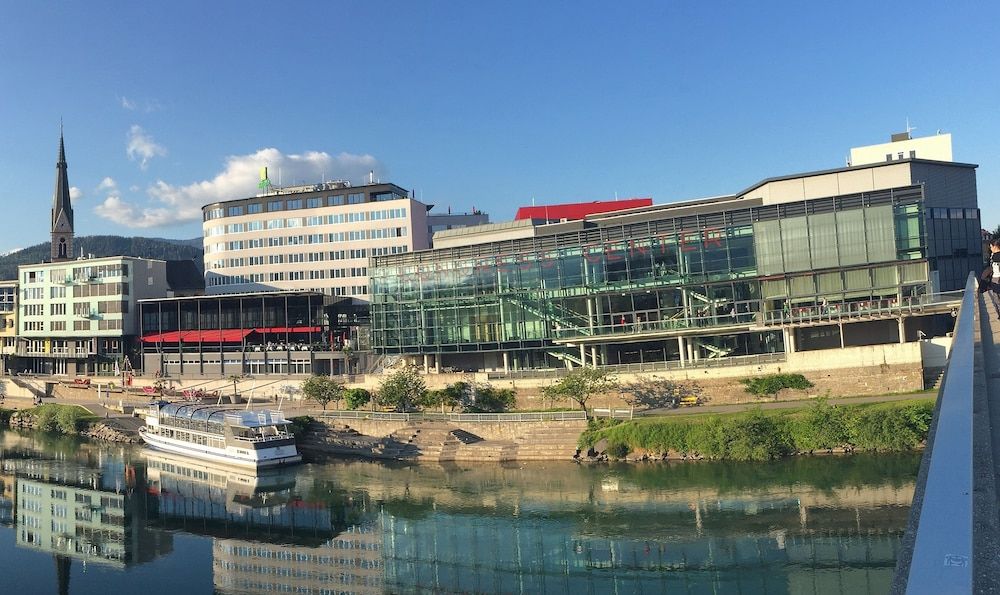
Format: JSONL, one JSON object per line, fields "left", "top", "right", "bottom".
{"left": 978, "top": 238, "right": 1000, "bottom": 318}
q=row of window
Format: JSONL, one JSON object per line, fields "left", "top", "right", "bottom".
{"left": 208, "top": 203, "right": 407, "bottom": 231}
{"left": 22, "top": 264, "right": 130, "bottom": 285}
{"left": 208, "top": 251, "right": 380, "bottom": 269}
{"left": 21, "top": 301, "right": 127, "bottom": 317}
{"left": 22, "top": 319, "right": 123, "bottom": 332}
{"left": 204, "top": 192, "right": 406, "bottom": 221}
{"left": 206, "top": 267, "right": 368, "bottom": 285}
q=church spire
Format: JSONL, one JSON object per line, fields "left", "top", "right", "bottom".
{"left": 51, "top": 128, "right": 74, "bottom": 261}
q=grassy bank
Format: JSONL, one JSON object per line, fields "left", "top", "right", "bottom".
{"left": 580, "top": 398, "right": 934, "bottom": 461}
{"left": 15, "top": 404, "right": 99, "bottom": 435}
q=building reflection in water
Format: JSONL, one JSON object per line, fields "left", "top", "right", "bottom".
{"left": 1, "top": 435, "right": 172, "bottom": 569}
{"left": 143, "top": 450, "right": 384, "bottom": 594}
{"left": 0, "top": 432, "right": 920, "bottom": 595}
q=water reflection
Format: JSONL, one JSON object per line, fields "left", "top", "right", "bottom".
{"left": 0, "top": 430, "right": 918, "bottom": 595}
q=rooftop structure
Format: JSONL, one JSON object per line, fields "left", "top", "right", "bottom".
{"left": 514, "top": 198, "right": 653, "bottom": 223}
{"left": 849, "top": 131, "right": 953, "bottom": 166}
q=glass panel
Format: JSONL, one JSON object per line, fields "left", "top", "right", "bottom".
{"left": 808, "top": 212, "right": 839, "bottom": 269}
{"left": 816, "top": 272, "right": 844, "bottom": 294}
{"left": 836, "top": 210, "right": 867, "bottom": 266}
{"left": 761, "top": 279, "right": 786, "bottom": 299}
{"left": 864, "top": 205, "right": 896, "bottom": 263}
{"left": 788, "top": 275, "right": 814, "bottom": 297}
{"left": 780, "top": 216, "right": 811, "bottom": 272}
{"left": 753, "top": 220, "right": 783, "bottom": 275}
{"left": 872, "top": 266, "right": 897, "bottom": 289}
{"left": 900, "top": 262, "right": 928, "bottom": 284}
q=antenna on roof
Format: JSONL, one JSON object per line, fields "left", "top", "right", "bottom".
{"left": 906, "top": 117, "right": 916, "bottom": 135}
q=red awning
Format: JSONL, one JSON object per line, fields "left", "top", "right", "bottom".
{"left": 255, "top": 326, "right": 322, "bottom": 334}
{"left": 141, "top": 329, "right": 252, "bottom": 343}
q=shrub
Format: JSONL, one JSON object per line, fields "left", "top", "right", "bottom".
{"left": 846, "top": 402, "right": 932, "bottom": 452}
{"left": 794, "top": 398, "right": 850, "bottom": 451}
{"left": 741, "top": 373, "right": 814, "bottom": 399}
{"left": 724, "top": 410, "right": 795, "bottom": 461}
{"left": 344, "top": 388, "right": 372, "bottom": 410}
{"left": 28, "top": 404, "right": 94, "bottom": 435}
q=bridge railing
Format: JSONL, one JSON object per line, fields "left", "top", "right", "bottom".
{"left": 892, "top": 274, "right": 975, "bottom": 593}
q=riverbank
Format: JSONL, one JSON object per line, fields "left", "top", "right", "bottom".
{"left": 579, "top": 398, "right": 935, "bottom": 462}
{"left": 2, "top": 404, "right": 141, "bottom": 443}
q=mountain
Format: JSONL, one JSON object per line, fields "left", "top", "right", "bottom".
{"left": 147, "top": 237, "right": 204, "bottom": 248}
{"left": 0, "top": 235, "right": 204, "bottom": 280}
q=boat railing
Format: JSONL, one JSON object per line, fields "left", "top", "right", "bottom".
{"left": 230, "top": 432, "right": 294, "bottom": 443}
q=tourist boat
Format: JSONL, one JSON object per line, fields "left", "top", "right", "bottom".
{"left": 139, "top": 402, "right": 302, "bottom": 469}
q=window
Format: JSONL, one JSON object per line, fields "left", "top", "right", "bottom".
{"left": 329, "top": 195, "right": 345, "bottom": 206}
{"left": 347, "top": 192, "right": 364, "bottom": 204}
{"left": 247, "top": 203, "right": 263, "bottom": 214}
{"left": 286, "top": 199, "right": 303, "bottom": 209}
{"left": 50, "top": 304, "right": 66, "bottom": 316}
{"left": 307, "top": 197, "right": 322, "bottom": 208}
{"left": 268, "top": 200, "right": 284, "bottom": 211}
{"left": 227, "top": 206, "right": 244, "bottom": 216}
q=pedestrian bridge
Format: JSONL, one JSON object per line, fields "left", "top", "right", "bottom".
{"left": 891, "top": 273, "right": 1000, "bottom": 594}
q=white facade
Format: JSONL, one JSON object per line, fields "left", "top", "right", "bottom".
{"left": 202, "top": 182, "right": 432, "bottom": 298}
{"left": 849, "top": 133, "right": 953, "bottom": 166}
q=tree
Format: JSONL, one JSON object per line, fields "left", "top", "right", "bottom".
{"left": 620, "top": 376, "right": 702, "bottom": 411}
{"left": 301, "top": 375, "right": 345, "bottom": 411}
{"left": 420, "top": 382, "right": 465, "bottom": 413}
{"left": 344, "top": 388, "right": 372, "bottom": 410}
{"left": 376, "top": 366, "right": 427, "bottom": 412}
{"left": 226, "top": 374, "right": 244, "bottom": 402}
{"left": 541, "top": 367, "right": 617, "bottom": 417}
{"left": 465, "top": 384, "right": 517, "bottom": 413}
{"left": 741, "top": 373, "right": 813, "bottom": 400}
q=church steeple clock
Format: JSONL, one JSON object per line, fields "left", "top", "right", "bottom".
{"left": 51, "top": 131, "right": 74, "bottom": 261}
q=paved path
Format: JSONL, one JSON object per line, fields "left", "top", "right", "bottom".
{"left": 643, "top": 391, "right": 937, "bottom": 417}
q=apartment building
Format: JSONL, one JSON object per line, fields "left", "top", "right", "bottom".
{"left": 15, "top": 256, "right": 170, "bottom": 375}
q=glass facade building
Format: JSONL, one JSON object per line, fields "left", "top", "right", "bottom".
{"left": 371, "top": 159, "right": 980, "bottom": 371}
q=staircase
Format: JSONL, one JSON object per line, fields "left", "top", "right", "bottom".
{"left": 10, "top": 377, "right": 47, "bottom": 400}
{"left": 923, "top": 367, "right": 946, "bottom": 391}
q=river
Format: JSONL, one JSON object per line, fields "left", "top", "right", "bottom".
{"left": 0, "top": 430, "right": 918, "bottom": 594}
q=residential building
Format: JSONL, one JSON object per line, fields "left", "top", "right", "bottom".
{"left": 0, "top": 280, "right": 17, "bottom": 371}
{"left": 370, "top": 144, "right": 979, "bottom": 372}
{"left": 15, "top": 256, "right": 170, "bottom": 375}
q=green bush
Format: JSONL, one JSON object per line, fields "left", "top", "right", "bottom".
{"left": 26, "top": 404, "right": 96, "bottom": 435}
{"left": 794, "top": 398, "right": 850, "bottom": 451}
{"left": 0, "top": 408, "right": 12, "bottom": 425}
{"left": 579, "top": 399, "right": 934, "bottom": 461}
{"left": 344, "top": 388, "right": 372, "bottom": 410}
{"left": 741, "top": 373, "right": 814, "bottom": 398}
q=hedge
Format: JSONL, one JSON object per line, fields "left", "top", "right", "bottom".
{"left": 579, "top": 398, "right": 934, "bottom": 461}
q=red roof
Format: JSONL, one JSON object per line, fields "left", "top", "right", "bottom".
{"left": 141, "top": 329, "right": 252, "bottom": 343}
{"left": 141, "top": 326, "right": 321, "bottom": 343}
{"left": 514, "top": 198, "right": 652, "bottom": 222}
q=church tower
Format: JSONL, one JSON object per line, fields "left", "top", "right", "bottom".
{"left": 51, "top": 131, "right": 74, "bottom": 261}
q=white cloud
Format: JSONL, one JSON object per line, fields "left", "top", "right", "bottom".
{"left": 121, "top": 96, "right": 137, "bottom": 110}
{"left": 126, "top": 125, "right": 167, "bottom": 170}
{"left": 96, "top": 177, "right": 117, "bottom": 192}
{"left": 94, "top": 147, "right": 383, "bottom": 229}
{"left": 69, "top": 187, "right": 82, "bottom": 202}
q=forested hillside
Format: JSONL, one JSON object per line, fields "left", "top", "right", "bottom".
{"left": 0, "top": 236, "right": 204, "bottom": 280}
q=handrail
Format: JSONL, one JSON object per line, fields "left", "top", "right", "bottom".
{"left": 316, "top": 410, "right": 588, "bottom": 422}
{"left": 893, "top": 273, "right": 974, "bottom": 593}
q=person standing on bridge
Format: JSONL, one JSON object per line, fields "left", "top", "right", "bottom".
{"left": 978, "top": 238, "right": 1000, "bottom": 318}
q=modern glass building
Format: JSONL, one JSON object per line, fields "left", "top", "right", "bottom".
{"left": 371, "top": 156, "right": 979, "bottom": 372}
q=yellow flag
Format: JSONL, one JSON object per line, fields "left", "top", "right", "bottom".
{"left": 260, "top": 166, "right": 268, "bottom": 181}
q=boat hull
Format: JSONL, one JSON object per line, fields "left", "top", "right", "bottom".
{"left": 139, "top": 427, "right": 302, "bottom": 469}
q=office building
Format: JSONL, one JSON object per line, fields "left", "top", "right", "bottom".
{"left": 370, "top": 136, "right": 980, "bottom": 372}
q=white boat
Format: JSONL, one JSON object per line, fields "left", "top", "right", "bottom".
{"left": 139, "top": 402, "right": 302, "bottom": 469}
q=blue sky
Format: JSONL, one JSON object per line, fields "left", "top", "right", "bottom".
{"left": 1, "top": 1, "right": 998, "bottom": 251}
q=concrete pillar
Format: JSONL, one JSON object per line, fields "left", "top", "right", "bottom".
{"left": 434, "top": 355, "right": 441, "bottom": 374}
{"left": 678, "top": 336, "right": 686, "bottom": 367}
{"left": 898, "top": 317, "right": 906, "bottom": 344}
{"left": 423, "top": 354, "right": 430, "bottom": 373}
{"left": 580, "top": 344, "right": 587, "bottom": 368}
{"left": 686, "top": 340, "right": 694, "bottom": 363}
{"left": 838, "top": 323, "right": 845, "bottom": 349}
{"left": 590, "top": 346, "right": 598, "bottom": 367}
{"left": 692, "top": 339, "right": 700, "bottom": 362}
{"left": 783, "top": 328, "right": 796, "bottom": 354}
{"left": 502, "top": 352, "right": 510, "bottom": 374}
